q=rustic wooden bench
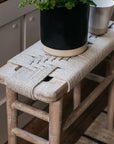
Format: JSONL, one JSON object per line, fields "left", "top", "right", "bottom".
{"left": 0, "top": 22, "right": 114, "bottom": 144}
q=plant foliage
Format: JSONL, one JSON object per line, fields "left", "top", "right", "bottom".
{"left": 19, "top": 0, "right": 96, "bottom": 10}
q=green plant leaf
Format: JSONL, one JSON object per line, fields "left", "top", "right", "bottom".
{"left": 18, "top": 0, "right": 96, "bottom": 10}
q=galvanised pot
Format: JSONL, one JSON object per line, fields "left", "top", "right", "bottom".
{"left": 89, "top": 0, "right": 114, "bottom": 35}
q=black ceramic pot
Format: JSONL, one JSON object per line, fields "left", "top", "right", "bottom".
{"left": 40, "top": 3, "right": 89, "bottom": 57}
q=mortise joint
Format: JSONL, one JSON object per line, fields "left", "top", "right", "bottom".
{"left": 43, "top": 76, "right": 53, "bottom": 82}
{"left": 15, "top": 66, "right": 22, "bottom": 71}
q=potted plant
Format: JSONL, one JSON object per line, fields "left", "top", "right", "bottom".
{"left": 19, "top": 0, "right": 96, "bottom": 57}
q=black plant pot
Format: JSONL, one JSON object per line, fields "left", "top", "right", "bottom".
{"left": 40, "top": 3, "right": 89, "bottom": 57}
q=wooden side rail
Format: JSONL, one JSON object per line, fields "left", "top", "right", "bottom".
{"left": 12, "top": 101, "right": 49, "bottom": 122}
{"left": 86, "top": 73, "right": 105, "bottom": 83}
{"left": 63, "top": 74, "right": 114, "bottom": 131}
{"left": 12, "top": 128, "right": 49, "bottom": 144}
{"left": 73, "top": 73, "right": 105, "bottom": 110}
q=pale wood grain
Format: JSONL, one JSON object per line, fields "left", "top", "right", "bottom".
{"left": 73, "top": 82, "right": 81, "bottom": 110}
{"left": 63, "top": 74, "right": 114, "bottom": 131}
{"left": 86, "top": 73, "right": 105, "bottom": 83}
{"left": 12, "top": 101, "right": 49, "bottom": 122}
{"left": 12, "top": 128, "right": 49, "bottom": 144}
{"left": 85, "top": 113, "right": 114, "bottom": 144}
{"left": 6, "top": 88, "right": 18, "bottom": 144}
{"left": 76, "top": 136, "right": 98, "bottom": 144}
{"left": 49, "top": 98, "right": 63, "bottom": 144}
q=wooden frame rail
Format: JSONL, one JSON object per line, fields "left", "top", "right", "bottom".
{"left": 63, "top": 74, "right": 114, "bottom": 131}
{"left": 12, "top": 128, "right": 49, "bottom": 144}
{"left": 86, "top": 73, "right": 105, "bottom": 83}
{"left": 12, "top": 101, "right": 49, "bottom": 122}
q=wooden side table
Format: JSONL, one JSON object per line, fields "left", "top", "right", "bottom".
{"left": 0, "top": 23, "right": 114, "bottom": 144}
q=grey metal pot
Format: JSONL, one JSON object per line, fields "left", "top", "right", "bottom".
{"left": 89, "top": 1, "right": 114, "bottom": 35}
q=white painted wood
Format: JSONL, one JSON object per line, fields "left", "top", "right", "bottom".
{"left": 0, "top": 0, "right": 37, "bottom": 27}
{"left": 24, "top": 9, "right": 40, "bottom": 48}
{"left": 0, "top": 19, "right": 21, "bottom": 67}
{"left": 0, "top": 19, "right": 21, "bottom": 107}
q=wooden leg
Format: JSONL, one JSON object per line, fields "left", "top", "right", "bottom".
{"left": 107, "top": 80, "right": 114, "bottom": 130}
{"left": 107, "top": 52, "right": 114, "bottom": 130}
{"left": 6, "top": 88, "right": 18, "bottom": 144}
{"left": 73, "top": 82, "right": 81, "bottom": 110}
{"left": 106, "top": 53, "right": 114, "bottom": 84}
{"left": 49, "top": 98, "right": 63, "bottom": 144}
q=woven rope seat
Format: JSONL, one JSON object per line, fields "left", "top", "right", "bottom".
{"left": 0, "top": 23, "right": 114, "bottom": 103}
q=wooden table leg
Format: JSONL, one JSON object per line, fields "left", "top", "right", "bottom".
{"left": 6, "top": 88, "right": 18, "bottom": 144}
{"left": 49, "top": 98, "right": 63, "bottom": 144}
{"left": 73, "top": 82, "right": 81, "bottom": 110}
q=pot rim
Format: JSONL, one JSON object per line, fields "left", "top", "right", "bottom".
{"left": 90, "top": 0, "right": 114, "bottom": 9}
